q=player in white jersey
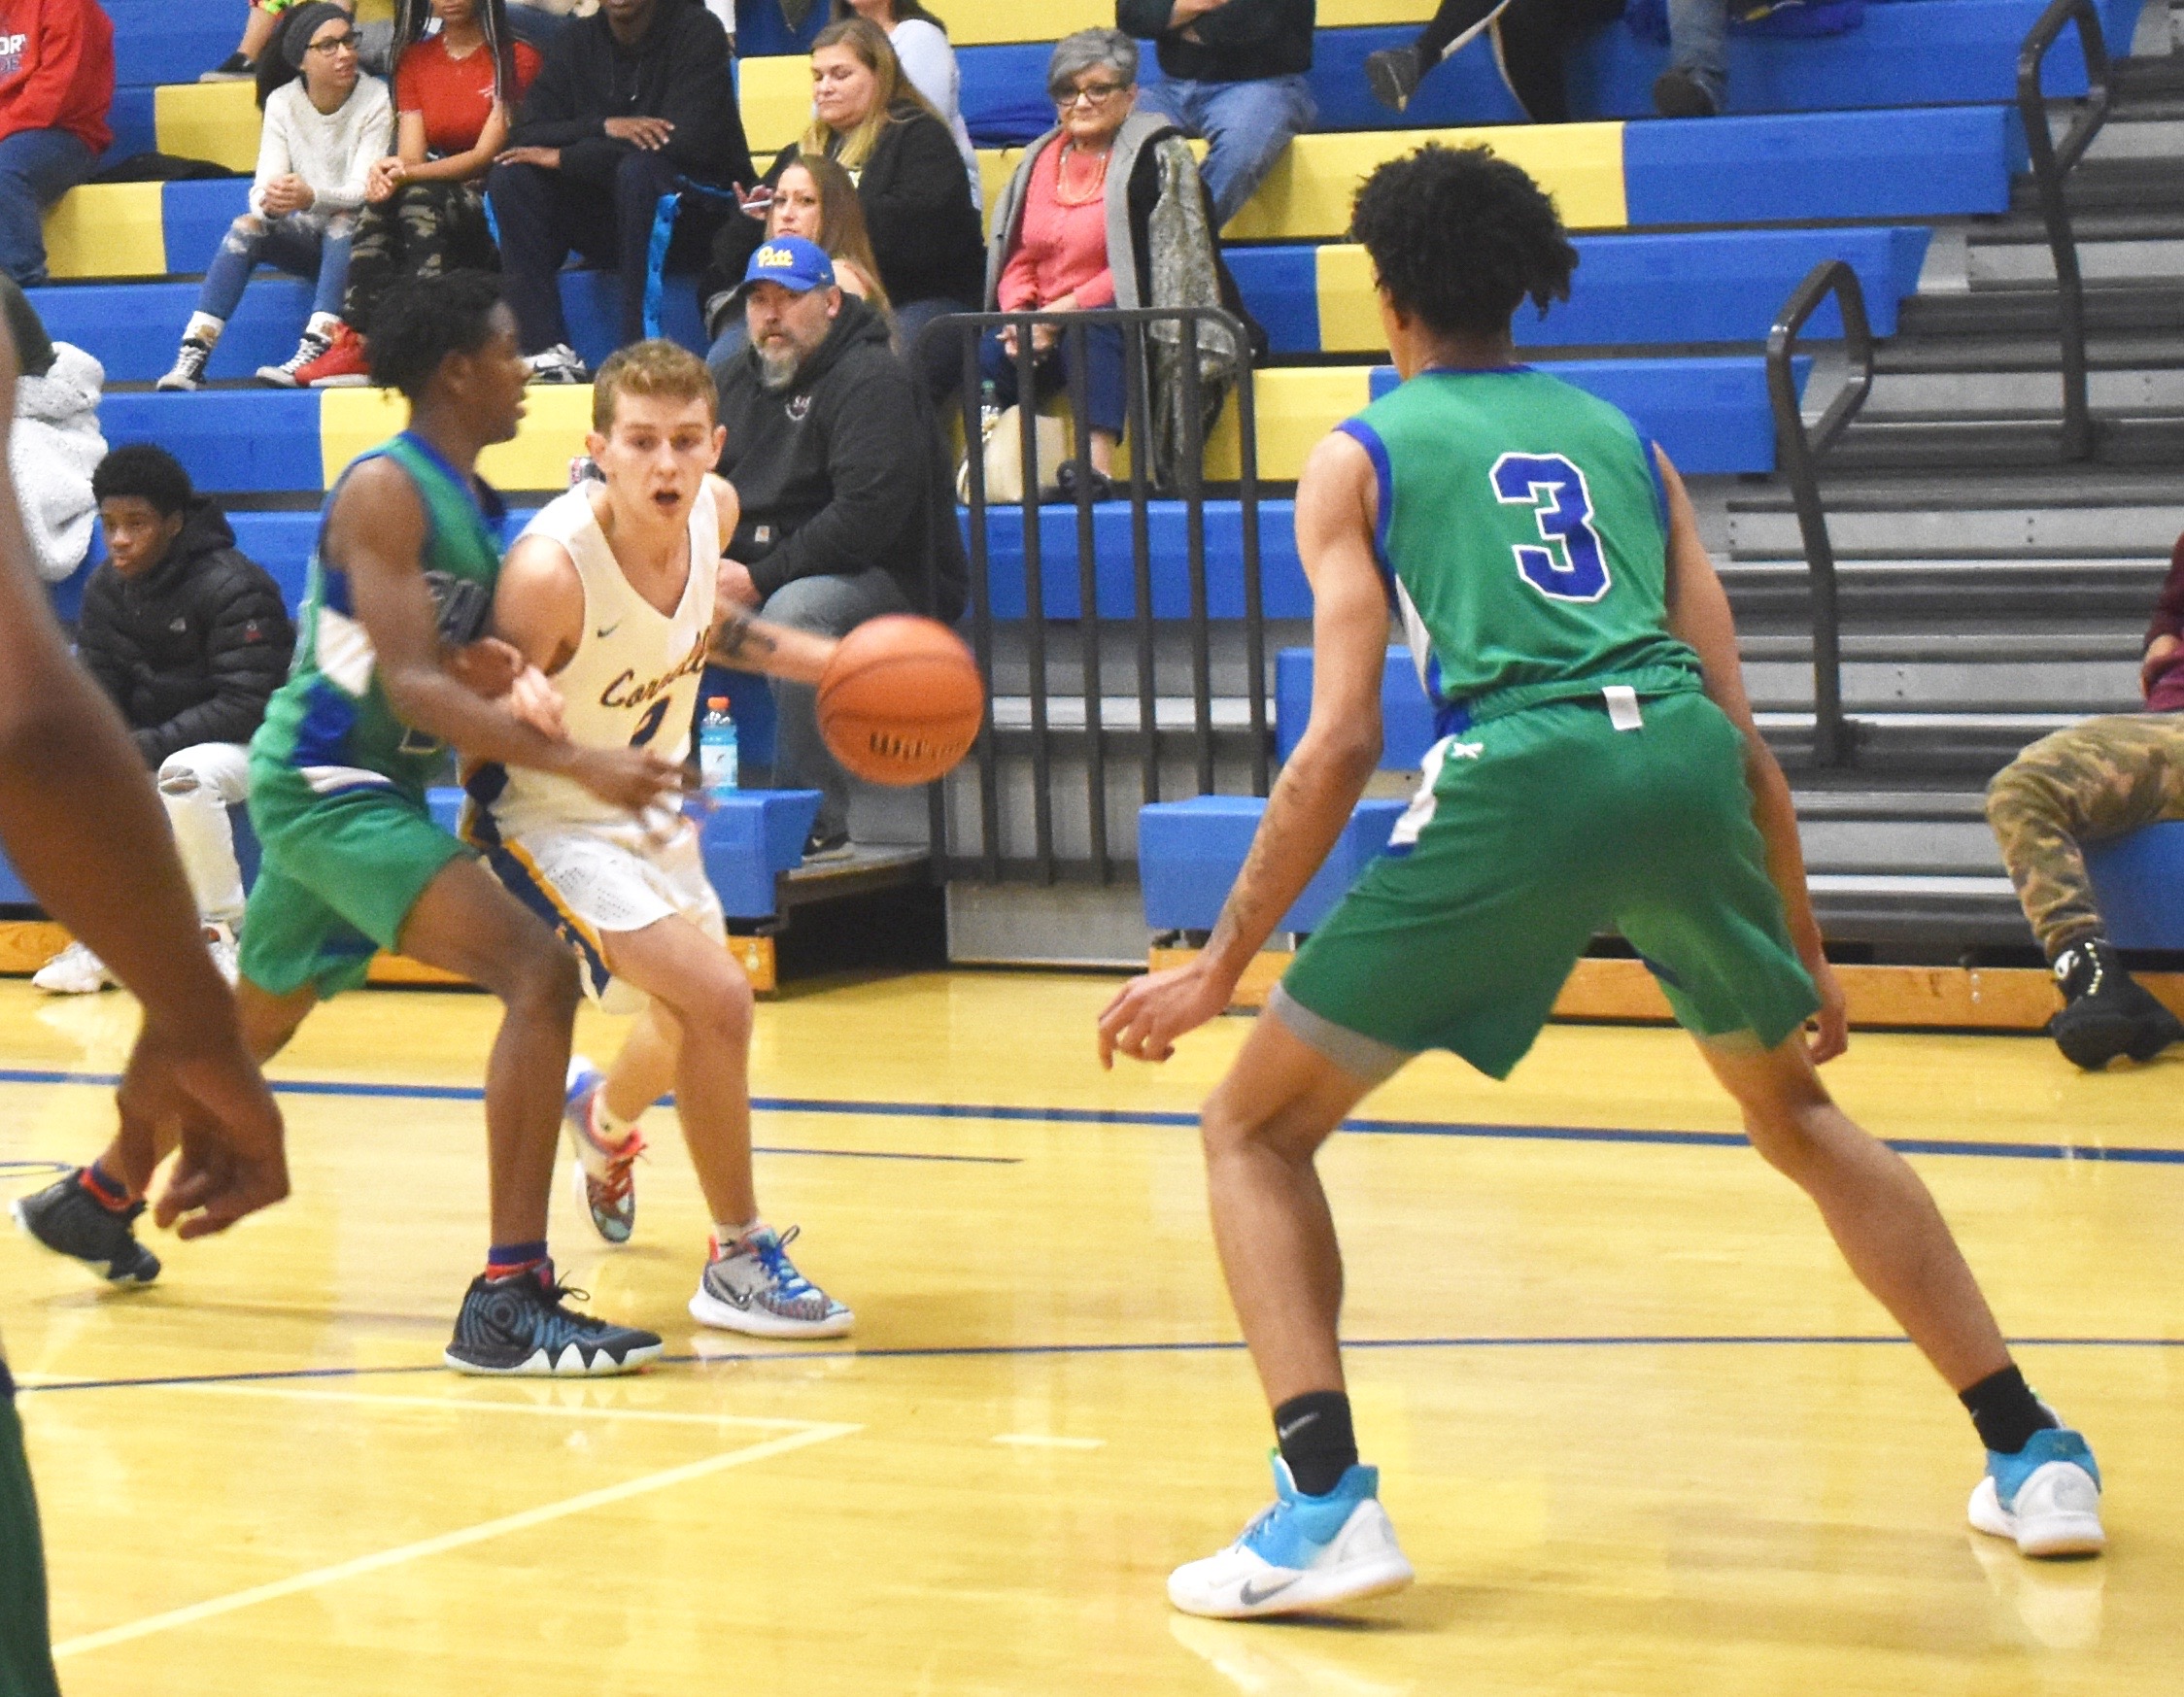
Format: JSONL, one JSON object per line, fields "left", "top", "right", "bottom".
{"left": 476, "top": 340, "right": 852, "bottom": 1338}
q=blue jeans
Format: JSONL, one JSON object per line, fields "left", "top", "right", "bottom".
{"left": 1666, "top": 0, "right": 1728, "bottom": 106}
{"left": 0, "top": 128, "right": 94, "bottom": 287}
{"left": 760, "top": 566, "right": 916, "bottom": 838}
{"left": 976, "top": 322, "right": 1126, "bottom": 440}
{"left": 1133, "top": 74, "right": 1315, "bottom": 228}
{"left": 195, "top": 214, "right": 354, "bottom": 322}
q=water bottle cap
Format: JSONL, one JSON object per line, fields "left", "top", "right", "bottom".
{"left": 707, "top": 696, "right": 729, "bottom": 711}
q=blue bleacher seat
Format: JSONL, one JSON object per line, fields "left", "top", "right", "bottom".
{"left": 973, "top": 499, "right": 1309, "bottom": 623}
{"left": 1140, "top": 795, "right": 1406, "bottom": 933}
{"left": 2084, "top": 825, "right": 2184, "bottom": 952}
{"left": 103, "top": 390, "right": 324, "bottom": 493}
{"left": 1275, "top": 647, "right": 1437, "bottom": 768}
{"left": 103, "top": 0, "right": 234, "bottom": 94}
{"left": 699, "top": 788, "right": 826, "bottom": 919}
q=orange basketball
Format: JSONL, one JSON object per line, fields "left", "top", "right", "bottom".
{"left": 817, "top": 615, "right": 985, "bottom": 786}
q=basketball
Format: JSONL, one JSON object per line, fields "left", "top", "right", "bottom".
{"left": 816, "top": 615, "right": 985, "bottom": 786}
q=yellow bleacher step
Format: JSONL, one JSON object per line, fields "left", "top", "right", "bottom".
{"left": 1314, "top": 243, "right": 1387, "bottom": 354}
{"left": 738, "top": 54, "right": 812, "bottom": 156}
{"left": 319, "top": 384, "right": 595, "bottom": 491}
{"left": 1205, "top": 365, "right": 1372, "bottom": 481}
{"left": 909, "top": 0, "right": 1429, "bottom": 46}
{"left": 43, "top": 182, "right": 165, "bottom": 280}
{"left": 157, "top": 82, "right": 261, "bottom": 175}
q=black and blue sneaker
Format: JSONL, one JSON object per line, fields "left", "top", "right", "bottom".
{"left": 444, "top": 1263, "right": 663, "bottom": 1376}
{"left": 14, "top": 1171, "right": 160, "bottom": 1285}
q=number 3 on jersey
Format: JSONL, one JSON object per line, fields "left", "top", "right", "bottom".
{"left": 1489, "top": 453, "right": 1611, "bottom": 604}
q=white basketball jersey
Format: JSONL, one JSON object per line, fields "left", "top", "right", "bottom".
{"left": 490, "top": 481, "right": 718, "bottom": 838}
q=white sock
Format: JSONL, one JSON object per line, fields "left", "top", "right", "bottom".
{"left": 184, "top": 312, "right": 223, "bottom": 349}
{"left": 714, "top": 1218, "right": 763, "bottom": 1254}
{"left": 305, "top": 311, "right": 340, "bottom": 340}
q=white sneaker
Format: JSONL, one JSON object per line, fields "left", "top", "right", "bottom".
{"left": 257, "top": 329, "right": 332, "bottom": 387}
{"left": 1169, "top": 1456, "right": 1414, "bottom": 1619}
{"left": 155, "top": 338, "right": 213, "bottom": 392}
{"left": 1968, "top": 1426, "right": 2105, "bottom": 1558}
{"left": 32, "top": 939, "right": 111, "bottom": 995}
{"left": 689, "top": 1224, "right": 852, "bottom": 1338}
{"left": 203, "top": 923, "right": 239, "bottom": 986}
{"left": 524, "top": 343, "right": 589, "bottom": 385}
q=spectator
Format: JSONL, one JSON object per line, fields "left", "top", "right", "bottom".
{"left": 713, "top": 235, "right": 968, "bottom": 857}
{"left": 1365, "top": 0, "right": 1625, "bottom": 123}
{"left": 1652, "top": 0, "right": 1728, "bottom": 115}
{"left": 158, "top": 4, "right": 394, "bottom": 392}
{"left": 488, "top": 0, "right": 753, "bottom": 384}
{"left": 0, "top": 0, "right": 113, "bottom": 288}
{"left": 503, "top": 0, "right": 593, "bottom": 51}
{"left": 1986, "top": 535, "right": 2184, "bottom": 1070}
{"left": 1114, "top": 0, "right": 1314, "bottom": 229}
{"left": 294, "top": 0, "right": 541, "bottom": 387}
{"left": 829, "top": 0, "right": 981, "bottom": 211}
{"left": 983, "top": 28, "right": 1251, "bottom": 496}
{"left": 3, "top": 278, "right": 103, "bottom": 583}
{"left": 704, "top": 17, "right": 983, "bottom": 404}
{"left": 704, "top": 154, "right": 890, "bottom": 376}
{"left": 35, "top": 446, "right": 295, "bottom": 994}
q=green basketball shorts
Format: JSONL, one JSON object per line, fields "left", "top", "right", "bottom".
{"left": 239, "top": 767, "right": 471, "bottom": 1000}
{"left": 1278, "top": 689, "right": 1820, "bottom": 1082}
{"left": 0, "top": 1365, "right": 60, "bottom": 1697}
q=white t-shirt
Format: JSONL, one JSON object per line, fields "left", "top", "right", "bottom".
{"left": 890, "top": 18, "right": 981, "bottom": 212}
{"left": 250, "top": 77, "right": 395, "bottom": 227}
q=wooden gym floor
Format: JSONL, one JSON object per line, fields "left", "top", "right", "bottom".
{"left": 0, "top": 971, "right": 2177, "bottom": 1694}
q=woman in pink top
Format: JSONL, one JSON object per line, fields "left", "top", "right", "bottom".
{"left": 982, "top": 28, "right": 1251, "bottom": 498}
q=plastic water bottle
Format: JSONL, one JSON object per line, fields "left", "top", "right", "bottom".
{"left": 698, "top": 696, "right": 738, "bottom": 798}
{"left": 979, "top": 378, "right": 1002, "bottom": 435}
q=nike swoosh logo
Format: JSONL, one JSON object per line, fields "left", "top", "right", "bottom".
{"left": 1237, "top": 1575, "right": 1298, "bottom": 1607}
{"left": 1276, "top": 1413, "right": 1317, "bottom": 1441}
{"left": 596, "top": 623, "right": 622, "bottom": 639}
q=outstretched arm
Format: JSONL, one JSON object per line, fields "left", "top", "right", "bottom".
{"left": 706, "top": 476, "right": 837, "bottom": 684}
{"left": 1098, "top": 429, "right": 1388, "bottom": 1066}
{"left": 0, "top": 325, "right": 286, "bottom": 1236}
{"left": 1656, "top": 446, "right": 1846, "bottom": 1064}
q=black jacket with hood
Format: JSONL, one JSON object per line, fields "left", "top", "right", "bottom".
{"left": 715, "top": 292, "right": 968, "bottom": 624}
{"left": 74, "top": 496, "right": 296, "bottom": 768}
{"left": 507, "top": 0, "right": 754, "bottom": 192}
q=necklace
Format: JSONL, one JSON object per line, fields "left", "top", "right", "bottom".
{"left": 1053, "top": 141, "right": 1109, "bottom": 207}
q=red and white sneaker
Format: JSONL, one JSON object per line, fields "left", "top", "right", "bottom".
{"left": 563, "top": 1056, "right": 644, "bottom": 1244}
{"left": 298, "top": 322, "right": 370, "bottom": 388}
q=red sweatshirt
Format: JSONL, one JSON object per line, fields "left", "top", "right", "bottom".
{"left": 2141, "top": 531, "right": 2184, "bottom": 711}
{"left": 0, "top": 0, "right": 114, "bottom": 154}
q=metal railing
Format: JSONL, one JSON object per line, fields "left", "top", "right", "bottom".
{"left": 1766, "top": 258, "right": 1875, "bottom": 768}
{"left": 2019, "top": 0, "right": 2113, "bottom": 461}
{"left": 917, "top": 306, "right": 1267, "bottom": 886}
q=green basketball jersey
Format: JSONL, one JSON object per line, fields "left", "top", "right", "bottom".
{"left": 252, "top": 432, "right": 506, "bottom": 799}
{"left": 1338, "top": 366, "right": 1704, "bottom": 728}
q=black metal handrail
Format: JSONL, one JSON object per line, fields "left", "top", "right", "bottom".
{"left": 919, "top": 305, "right": 1264, "bottom": 887}
{"left": 2019, "top": 0, "right": 2112, "bottom": 461}
{"left": 1766, "top": 258, "right": 1874, "bottom": 768}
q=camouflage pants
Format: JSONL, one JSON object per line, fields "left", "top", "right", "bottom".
{"left": 1985, "top": 712, "right": 2184, "bottom": 956}
{"left": 342, "top": 182, "right": 496, "bottom": 337}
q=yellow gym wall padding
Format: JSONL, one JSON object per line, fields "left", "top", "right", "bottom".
{"left": 319, "top": 385, "right": 595, "bottom": 492}
{"left": 156, "top": 83, "right": 261, "bottom": 175}
{"left": 42, "top": 183, "right": 165, "bottom": 280}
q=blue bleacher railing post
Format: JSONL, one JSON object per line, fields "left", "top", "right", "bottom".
{"left": 2018, "top": 0, "right": 2113, "bottom": 463}
{"left": 1768, "top": 258, "right": 1875, "bottom": 769}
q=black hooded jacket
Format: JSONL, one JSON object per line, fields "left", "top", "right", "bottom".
{"left": 75, "top": 496, "right": 296, "bottom": 768}
{"left": 507, "top": 0, "right": 754, "bottom": 191}
{"left": 716, "top": 293, "right": 968, "bottom": 623}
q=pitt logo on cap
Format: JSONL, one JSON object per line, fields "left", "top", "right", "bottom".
{"left": 757, "top": 245, "right": 797, "bottom": 268}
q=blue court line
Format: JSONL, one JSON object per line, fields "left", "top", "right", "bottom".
{"left": 3, "top": 1067, "right": 2181, "bottom": 1168}
{"left": 17, "top": 1332, "right": 2183, "bottom": 1396}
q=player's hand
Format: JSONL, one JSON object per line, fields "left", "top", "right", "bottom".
{"left": 718, "top": 559, "right": 762, "bottom": 608}
{"left": 1804, "top": 955, "right": 1850, "bottom": 1065}
{"left": 604, "top": 116, "right": 674, "bottom": 151}
{"left": 566, "top": 744, "right": 687, "bottom": 814}
{"left": 505, "top": 664, "right": 566, "bottom": 739}
{"left": 448, "top": 635, "right": 526, "bottom": 699}
{"left": 117, "top": 1015, "right": 290, "bottom": 1239}
{"left": 1097, "top": 962, "right": 1234, "bottom": 1068}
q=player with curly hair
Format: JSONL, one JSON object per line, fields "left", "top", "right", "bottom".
{"left": 1099, "top": 146, "right": 2107, "bottom": 1617}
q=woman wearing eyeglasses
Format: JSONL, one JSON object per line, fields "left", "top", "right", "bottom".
{"left": 157, "top": 3, "right": 393, "bottom": 392}
{"left": 980, "top": 28, "right": 1256, "bottom": 498}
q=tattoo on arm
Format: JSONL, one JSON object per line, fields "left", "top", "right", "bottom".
{"left": 709, "top": 610, "right": 778, "bottom": 666}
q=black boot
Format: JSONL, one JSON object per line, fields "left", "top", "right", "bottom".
{"left": 2047, "top": 936, "right": 2184, "bottom": 1069}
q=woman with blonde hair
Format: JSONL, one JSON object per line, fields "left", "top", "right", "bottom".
{"left": 702, "top": 16, "right": 981, "bottom": 398}
{"left": 703, "top": 153, "right": 889, "bottom": 372}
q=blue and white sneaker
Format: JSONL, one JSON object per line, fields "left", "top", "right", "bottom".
{"left": 689, "top": 1224, "right": 853, "bottom": 1339}
{"left": 1969, "top": 1427, "right": 2104, "bottom": 1557}
{"left": 564, "top": 1056, "right": 643, "bottom": 1245}
{"left": 1169, "top": 1455, "right": 1414, "bottom": 1618}
{"left": 443, "top": 1263, "right": 663, "bottom": 1376}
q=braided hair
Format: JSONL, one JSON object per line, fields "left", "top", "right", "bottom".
{"left": 392, "top": 0, "right": 521, "bottom": 109}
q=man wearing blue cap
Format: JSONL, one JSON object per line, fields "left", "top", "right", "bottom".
{"left": 713, "top": 235, "right": 968, "bottom": 858}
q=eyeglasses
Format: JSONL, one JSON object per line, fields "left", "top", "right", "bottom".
{"left": 307, "top": 32, "right": 359, "bottom": 54}
{"left": 1054, "top": 82, "right": 1128, "bottom": 108}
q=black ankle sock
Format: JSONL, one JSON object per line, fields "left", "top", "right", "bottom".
{"left": 1960, "top": 1365, "right": 2057, "bottom": 1455}
{"left": 1273, "top": 1391, "right": 1357, "bottom": 1496}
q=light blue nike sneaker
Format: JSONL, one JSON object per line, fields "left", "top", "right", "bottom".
{"left": 1168, "top": 1455, "right": 1414, "bottom": 1618}
{"left": 1969, "top": 1427, "right": 2104, "bottom": 1557}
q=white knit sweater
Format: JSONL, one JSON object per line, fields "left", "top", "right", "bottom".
{"left": 249, "top": 77, "right": 395, "bottom": 228}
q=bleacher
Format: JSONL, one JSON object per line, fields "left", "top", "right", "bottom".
{"left": 22, "top": 0, "right": 2184, "bottom": 973}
